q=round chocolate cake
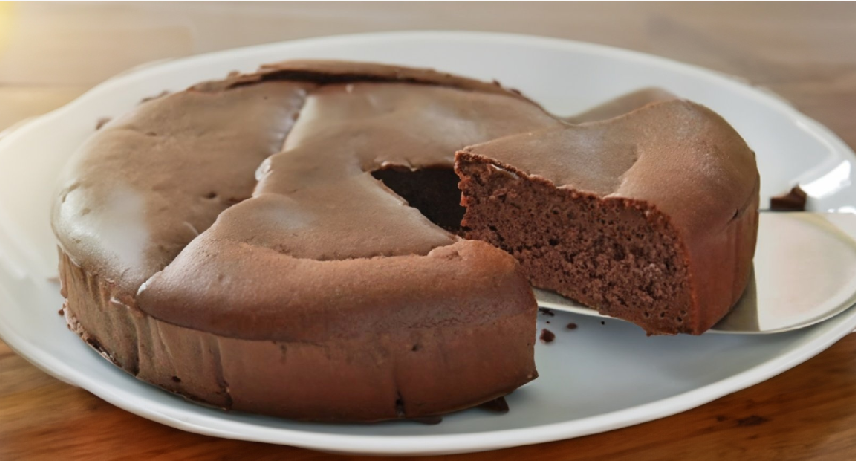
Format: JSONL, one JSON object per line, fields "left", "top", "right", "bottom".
{"left": 52, "top": 60, "right": 759, "bottom": 422}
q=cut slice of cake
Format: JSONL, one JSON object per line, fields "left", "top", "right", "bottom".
{"left": 456, "top": 100, "right": 760, "bottom": 335}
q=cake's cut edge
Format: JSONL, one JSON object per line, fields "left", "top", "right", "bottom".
{"left": 454, "top": 100, "right": 759, "bottom": 336}
{"left": 455, "top": 151, "right": 703, "bottom": 334}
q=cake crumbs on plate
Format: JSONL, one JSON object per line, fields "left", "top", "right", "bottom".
{"left": 540, "top": 328, "right": 555, "bottom": 343}
{"left": 478, "top": 396, "right": 510, "bottom": 414}
{"left": 769, "top": 185, "right": 807, "bottom": 211}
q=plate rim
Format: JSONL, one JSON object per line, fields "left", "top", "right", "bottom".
{"left": 1, "top": 30, "right": 855, "bottom": 455}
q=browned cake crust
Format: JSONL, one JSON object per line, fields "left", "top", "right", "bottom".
{"left": 456, "top": 100, "right": 760, "bottom": 335}
{"left": 53, "top": 61, "right": 558, "bottom": 422}
{"left": 192, "top": 59, "right": 534, "bottom": 103}
{"left": 60, "top": 244, "right": 537, "bottom": 422}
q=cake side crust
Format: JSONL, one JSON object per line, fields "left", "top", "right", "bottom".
{"left": 59, "top": 248, "right": 538, "bottom": 422}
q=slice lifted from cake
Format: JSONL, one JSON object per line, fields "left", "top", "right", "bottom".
{"left": 456, "top": 100, "right": 760, "bottom": 335}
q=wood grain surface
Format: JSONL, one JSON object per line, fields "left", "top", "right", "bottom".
{"left": 1, "top": 2, "right": 855, "bottom": 460}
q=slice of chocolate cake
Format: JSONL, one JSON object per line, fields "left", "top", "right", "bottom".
{"left": 456, "top": 100, "right": 760, "bottom": 335}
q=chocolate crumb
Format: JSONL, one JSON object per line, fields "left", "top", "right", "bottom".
{"left": 546, "top": 321, "right": 550, "bottom": 324}
{"left": 770, "top": 186, "right": 807, "bottom": 211}
{"left": 479, "top": 396, "right": 510, "bottom": 413}
{"left": 540, "top": 328, "right": 555, "bottom": 343}
{"left": 58, "top": 308, "right": 65, "bottom": 316}
{"left": 95, "top": 117, "right": 111, "bottom": 130}
{"left": 601, "top": 321, "right": 606, "bottom": 325}
{"left": 566, "top": 322, "right": 577, "bottom": 330}
{"left": 538, "top": 308, "right": 554, "bottom": 316}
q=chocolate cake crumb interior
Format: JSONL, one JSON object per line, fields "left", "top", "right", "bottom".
{"left": 457, "top": 157, "right": 692, "bottom": 333}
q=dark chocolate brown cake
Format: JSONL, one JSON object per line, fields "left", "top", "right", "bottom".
{"left": 52, "top": 60, "right": 759, "bottom": 422}
{"left": 456, "top": 100, "right": 760, "bottom": 334}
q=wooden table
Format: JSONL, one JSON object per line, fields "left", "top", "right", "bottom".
{"left": 2, "top": 2, "right": 856, "bottom": 459}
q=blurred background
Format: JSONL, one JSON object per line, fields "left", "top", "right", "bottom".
{"left": 0, "top": 1, "right": 854, "bottom": 145}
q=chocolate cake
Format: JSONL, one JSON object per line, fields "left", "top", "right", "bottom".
{"left": 456, "top": 100, "right": 760, "bottom": 334}
{"left": 52, "top": 59, "right": 759, "bottom": 422}
{"left": 54, "top": 61, "right": 561, "bottom": 422}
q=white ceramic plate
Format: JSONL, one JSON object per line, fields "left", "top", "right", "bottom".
{"left": 1, "top": 32, "right": 855, "bottom": 456}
